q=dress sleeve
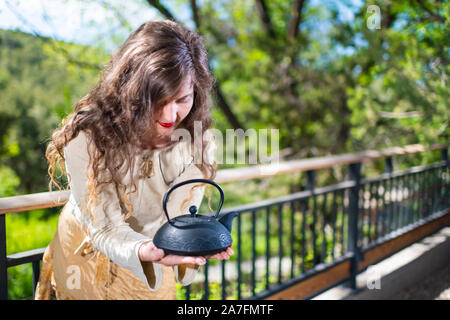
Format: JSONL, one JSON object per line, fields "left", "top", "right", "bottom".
{"left": 64, "top": 131, "right": 163, "bottom": 291}
{"left": 159, "top": 130, "right": 217, "bottom": 285}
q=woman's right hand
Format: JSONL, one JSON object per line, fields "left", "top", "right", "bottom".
{"left": 138, "top": 240, "right": 206, "bottom": 266}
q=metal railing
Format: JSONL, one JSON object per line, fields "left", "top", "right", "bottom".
{"left": 183, "top": 154, "right": 449, "bottom": 299}
{"left": 0, "top": 144, "right": 448, "bottom": 300}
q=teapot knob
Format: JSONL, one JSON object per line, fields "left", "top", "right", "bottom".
{"left": 189, "top": 205, "right": 198, "bottom": 217}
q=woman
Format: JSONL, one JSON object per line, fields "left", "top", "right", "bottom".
{"left": 35, "top": 20, "right": 233, "bottom": 300}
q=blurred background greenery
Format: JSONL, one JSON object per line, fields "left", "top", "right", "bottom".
{"left": 0, "top": 0, "right": 448, "bottom": 299}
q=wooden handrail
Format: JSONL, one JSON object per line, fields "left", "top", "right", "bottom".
{"left": 216, "top": 143, "right": 446, "bottom": 183}
{"left": 0, "top": 143, "right": 447, "bottom": 215}
{"left": 0, "top": 191, "right": 70, "bottom": 215}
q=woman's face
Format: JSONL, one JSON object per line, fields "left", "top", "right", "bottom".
{"left": 150, "top": 78, "right": 194, "bottom": 148}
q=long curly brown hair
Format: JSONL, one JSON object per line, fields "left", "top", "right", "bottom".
{"left": 46, "top": 20, "right": 216, "bottom": 219}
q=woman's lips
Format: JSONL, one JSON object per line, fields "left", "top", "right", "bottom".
{"left": 157, "top": 121, "right": 175, "bottom": 128}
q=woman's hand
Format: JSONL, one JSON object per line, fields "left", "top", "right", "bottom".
{"left": 138, "top": 241, "right": 234, "bottom": 266}
{"left": 206, "top": 246, "right": 234, "bottom": 260}
{"left": 138, "top": 241, "right": 207, "bottom": 266}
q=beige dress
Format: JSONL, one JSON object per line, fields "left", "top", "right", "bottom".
{"left": 35, "top": 130, "right": 216, "bottom": 300}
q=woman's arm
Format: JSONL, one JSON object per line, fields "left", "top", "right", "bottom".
{"left": 149, "top": 131, "right": 233, "bottom": 285}
{"left": 64, "top": 131, "right": 203, "bottom": 290}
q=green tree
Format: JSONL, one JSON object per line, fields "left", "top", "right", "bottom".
{"left": 0, "top": 29, "right": 107, "bottom": 195}
{"left": 144, "top": 0, "right": 448, "bottom": 157}
{"left": 335, "top": 0, "right": 449, "bottom": 151}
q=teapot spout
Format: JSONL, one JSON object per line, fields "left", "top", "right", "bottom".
{"left": 219, "top": 212, "right": 239, "bottom": 232}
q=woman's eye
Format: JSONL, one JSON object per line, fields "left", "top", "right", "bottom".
{"left": 177, "top": 97, "right": 191, "bottom": 104}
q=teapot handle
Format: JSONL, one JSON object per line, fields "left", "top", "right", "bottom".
{"left": 162, "top": 178, "right": 224, "bottom": 222}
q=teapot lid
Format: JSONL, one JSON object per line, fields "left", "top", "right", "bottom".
{"left": 169, "top": 213, "right": 215, "bottom": 227}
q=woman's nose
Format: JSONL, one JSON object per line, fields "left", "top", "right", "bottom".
{"left": 159, "top": 101, "right": 179, "bottom": 122}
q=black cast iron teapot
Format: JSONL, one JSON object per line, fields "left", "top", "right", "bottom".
{"left": 153, "top": 178, "right": 238, "bottom": 256}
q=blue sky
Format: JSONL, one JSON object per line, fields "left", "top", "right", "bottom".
{"left": 0, "top": 0, "right": 364, "bottom": 53}
{"left": 0, "top": 0, "right": 187, "bottom": 51}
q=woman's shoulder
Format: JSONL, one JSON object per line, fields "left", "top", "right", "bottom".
{"left": 64, "top": 130, "right": 91, "bottom": 160}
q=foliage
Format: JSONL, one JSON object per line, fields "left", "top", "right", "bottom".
{"left": 6, "top": 210, "right": 59, "bottom": 299}
{"left": 193, "top": 0, "right": 449, "bottom": 155}
{"left": 0, "top": 0, "right": 448, "bottom": 300}
{"left": 343, "top": 0, "right": 449, "bottom": 151}
{"left": 1, "top": 1, "right": 449, "bottom": 195}
{"left": 0, "top": 29, "right": 107, "bottom": 196}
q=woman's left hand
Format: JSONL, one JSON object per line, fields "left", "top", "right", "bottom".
{"left": 206, "top": 245, "right": 234, "bottom": 260}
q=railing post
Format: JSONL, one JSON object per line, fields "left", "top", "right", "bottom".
{"left": 443, "top": 147, "right": 449, "bottom": 210}
{"left": 32, "top": 260, "right": 41, "bottom": 298}
{"left": 442, "top": 147, "right": 448, "bottom": 164}
{"left": 384, "top": 156, "right": 393, "bottom": 174}
{"left": 306, "top": 170, "right": 315, "bottom": 191}
{"left": 203, "top": 261, "right": 209, "bottom": 300}
{"left": 348, "top": 162, "right": 362, "bottom": 289}
{"left": 384, "top": 157, "right": 394, "bottom": 234}
{"left": 306, "top": 170, "right": 317, "bottom": 263}
{"left": 0, "top": 214, "right": 7, "bottom": 300}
